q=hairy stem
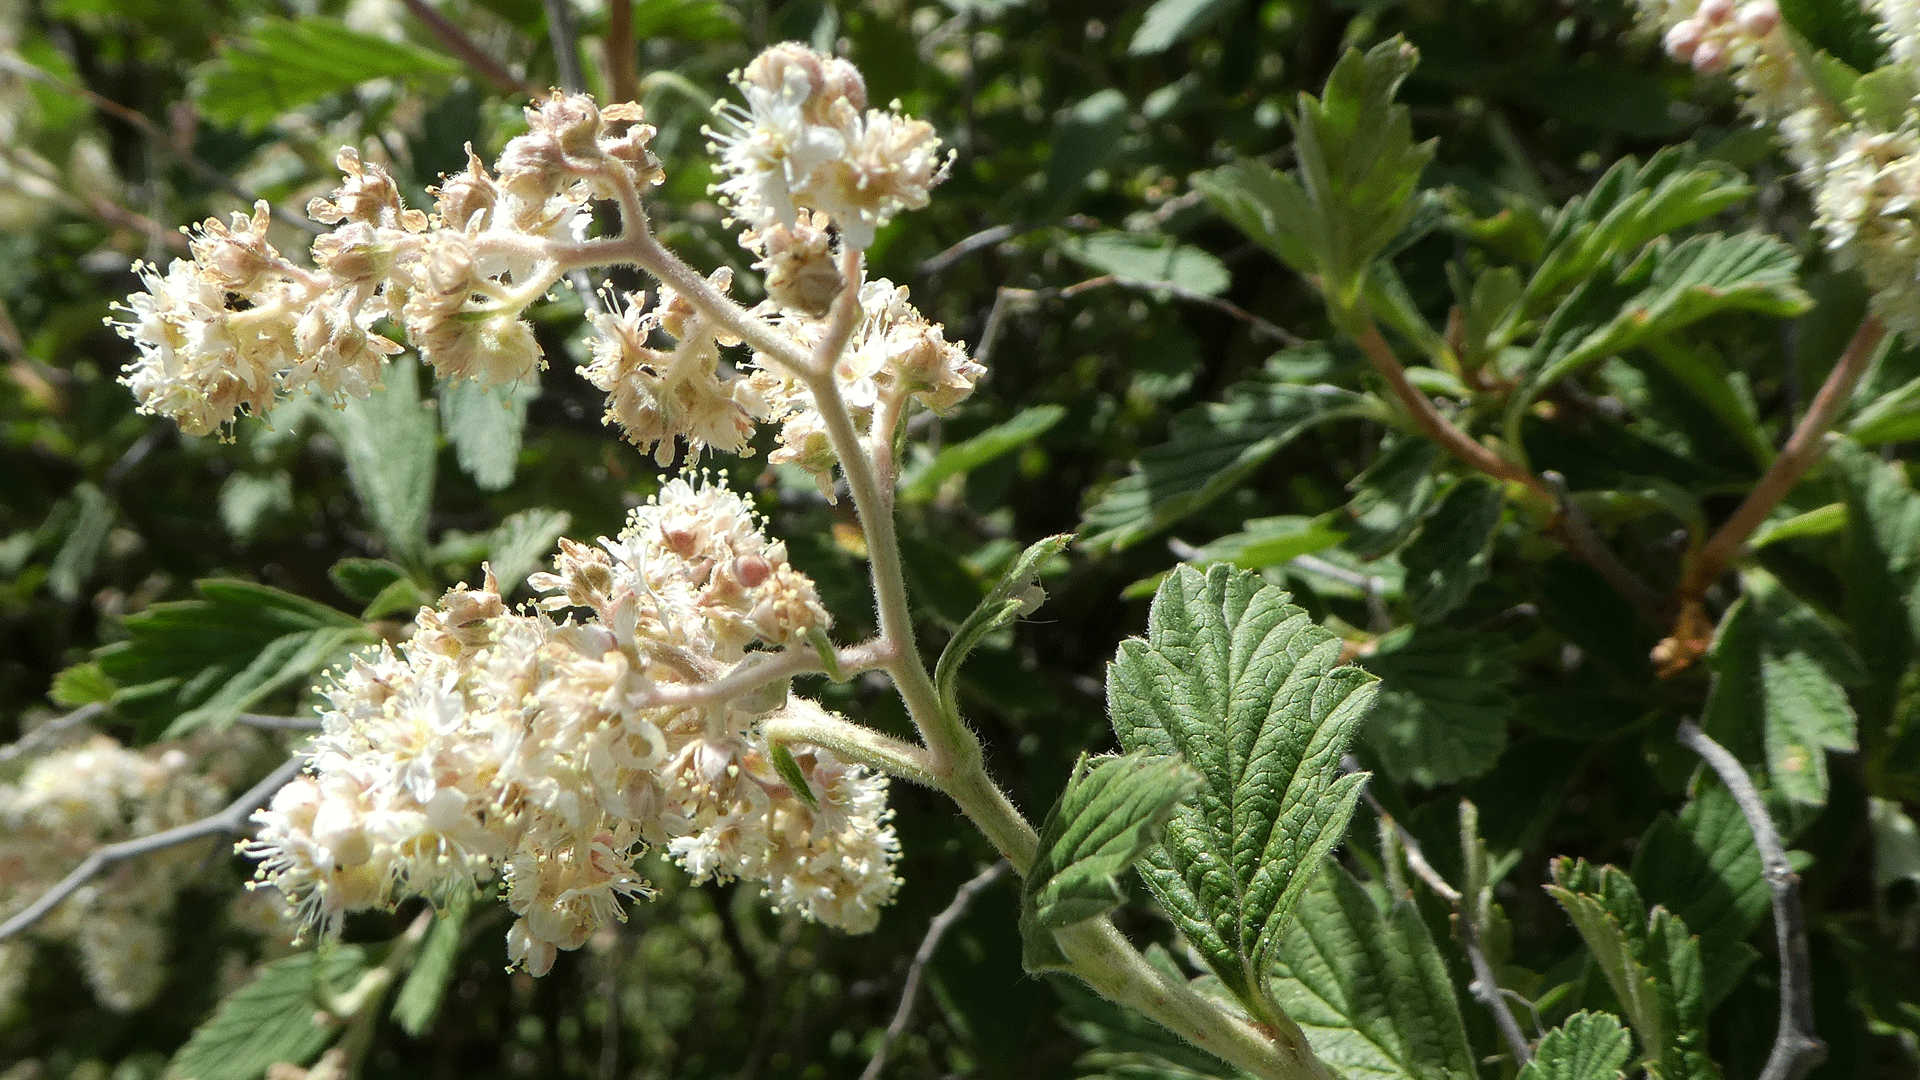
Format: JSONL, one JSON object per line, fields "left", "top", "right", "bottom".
{"left": 762, "top": 700, "right": 939, "bottom": 789}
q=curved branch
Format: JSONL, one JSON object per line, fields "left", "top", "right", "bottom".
{"left": 0, "top": 753, "right": 307, "bottom": 942}
{"left": 1675, "top": 721, "right": 1824, "bottom": 1080}
{"left": 858, "top": 860, "right": 1010, "bottom": 1080}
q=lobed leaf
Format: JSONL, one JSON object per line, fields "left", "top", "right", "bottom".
{"left": 321, "top": 360, "right": 438, "bottom": 566}
{"left": 194, "top": 17, "right": 458, "bottom": 133}
{"left": 1082, "top": 378, "right": 1377, "bottom": 551}
{"left": 1516, "top": 1012, "right": 1633, "bottom": 1080}
{"left": 1266, "top": 860, "right": 1475, "bottom": 1080}
{"left": 1108, "top": 564, "right": 1377, "bottom": 1012}
{"left": 1358, "top": 627, "right": 1512, "bottom": 788}
{"left": 170, "top": 946, "right": 369, "bottom": 1080}
{"left": 1398, "top": 477, "right": 1503, "bottom": 624}
{"left": 1631, "top": 785, "right": 1766, "bottom": 1008}
{"left": 1020, "top": 752, "right": 1200, "bottom": 972}
{"left": 439, "top": 375, "right": 537, "bottom": 493}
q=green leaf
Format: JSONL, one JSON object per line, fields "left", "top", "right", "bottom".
{"left": 170, "top": 946, "right": 369, "bottom": 1080}
{"left": 1343, "top": 437, "right": 1442, "bottom": 558}
{"left": 623, "top": 0, "right": 740, "bottom": 40}
{"left": 1266, "top": 860, "right": 1475, "bottom": 1080}
{"left": 49, "top": 660, "right": 116, "bottom": 707}
{"left": 1045, "top": 89, "right": 1130, "bottom": 207}
{"left": 1528, "top": 233, "right": 1810, "bottom": 391}
{"left": 1849, "top": 372, "right": 1920, "bottom": 444}
{"left": 95, "top": 579, "right": 364, "bottom": 741}
{"left": 1060, "top": 232, "right": 1230, "bottom": 296}
{"left": 1631, "top": 785, "right": 1766, "bottom": 1007}
{"left": 1516, "top": 1012, "right": 1633, "bottom": 1080}
{"left": 439, "top": 375, "right": 537, "bottom": 492}
{"left": 1847, "top": 63, "right": 1918, "bottom": 130}
{"left": 935, "top": 533, "right": 1072, "bottom": 722}
{"left": 328, "top": 558, "right": 408, "bottom": 604}
{"left": 1128, "top": 0, "right": 1238, "bottom": 54}
{"left": 392, "top": 895, "right": 471, "bottom": 1037}
{"left": 1083, "top": 376, "right": 1377, "bottom": 551}
{"left": 483, "top": 508, "right": 572, "bottom": 595}
{"left": 1749, "top": 503, "right": 1846, "bottom": 549}
{"left": 1398, "top": 478, "right": 1503, "bottom": 623}
{"left": 194, "top": 17, "right": 459, "bottom": 133}
{"left": 1545, "top": 859, "right": 1711, "bottom": 1080}
{"left": 769, "top": 743, "right": 820, "bottom": 810}
{"left": 1831, "top": 438, "right": 1920, "bottom": 736}
{"left": 219, "top": 471, "right": 295, "bottom": 544}
{"left": 48, "top": 481, "right": 113, "bottom": 603}
{"left": 1703, "top": 568, "right": 1864, "bottom": 805}
{"left": 1643, "top": 338, "right": 1771, "bottom": 469}
{"left": 1777, "top": 0, "right": 1885, "bottom": 73}
{"left": 321, "top": 360, "right": 437, "bottom": 565}
{"left": 1192, "top": 515, "right": 1345, "bottom": 571}
{"left": 1520, "top": 150, "right": 1752, "bottom": 318}
{"left": 901, "top": 405, "right": 1065, "bottom": 503}
{"left": 1358, "top": 627, "right": 1511, "bottom": 787}
{"left": 1020, "top": 752, "right": 1199, "bottom": 972}
{"left": 1195, "top": 159, "right": 1318, "bottom": 278}
{"left": 1108, "top": 564, "right": 1377, "bottom": 1013}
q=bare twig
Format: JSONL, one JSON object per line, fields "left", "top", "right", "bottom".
{"left": 918, "top": 223, "right": 1017, "bottom": 277}
{"left": 0, "top": 752, "right": 306, "bottom": 942}
{"left": 1675, "top": 721, "right": 1825, "bottom": 1080}
{"left": 981, "top": 275, "right": 1304, "bottom": 363}
{"left": 235, "top": 712, "right": 325, "bottom": 732}
{"left": 0, "top": 704, "right": 105, "bottom": 769}
{"left": 858, "top": 861, "right": 1010, "bottom": 1080}
{"left": 1676, "top": 317, "right": 1887, "bottom": 607}
{"left": 0, "top": 54, "right": 320, "bottom": 235}
{"left": 603, "top": 0, "right": 640, "bottom": 104}
{"left": 1542, "top": 471, "right": 1668, "bottom": 624}
{"left": 1358, "top": 785, "right": 1533, "bottom": 1066}
{"left": 401, "top": 0, "right": 534, "bottom": 96}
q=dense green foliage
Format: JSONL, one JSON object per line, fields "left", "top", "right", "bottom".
{"left": 6, "top": 0, "right": 1920, "bottom": 1078}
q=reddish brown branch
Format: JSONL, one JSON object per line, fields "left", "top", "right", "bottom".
{"left": 1676, "top": 317, "right": 1887, "bottom": 605}
{"left": 401, "top": 0, "right": 534, "bottom": 97}
{"left": 604, "top": 0, "right": 640, "bottom": 104}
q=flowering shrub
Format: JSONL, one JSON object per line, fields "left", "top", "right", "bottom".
{"left": 7, "top": 3, "right": 1920, "bottom": 1080}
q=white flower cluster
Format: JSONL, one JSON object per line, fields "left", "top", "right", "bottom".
{"left": 110, "top": 93, "right": 660, "bottom": 435}
{"left": 243, "top": 475, "right": 899, "bottom": 976}
{"left": 0, "top": 733, "right": 240, "bottom": 1012}
{"left": 1641, "top": 0, "right": 1920, "bottom": 330}
{"left": 708, "top": 43, "right": 953, "bottom": 250}
{"left": 749, "top": 275, "right": 986, "bottom": 497}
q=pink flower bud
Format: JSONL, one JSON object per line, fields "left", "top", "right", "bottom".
{"left": 1736, "top": 0, "right": 1779, "bottom": 36}
{"left": 1697, "top": 0, "right": 1736, "bottom": 25}
{"left": 1664, "top": 19, "right": 1704, "bottom": 62}
{"left": 1692, "top": 39, "right": 1731, "bottom": 74}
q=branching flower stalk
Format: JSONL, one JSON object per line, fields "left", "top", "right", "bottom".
{"left": 103, "top": 43, "right": 1335, "bottom": 1080}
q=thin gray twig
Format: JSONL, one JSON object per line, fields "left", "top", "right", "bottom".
{"left": 235, "top": 712, "right": 325, "bottom": 732}
{"left": 542, "top": 0, "right": 588, "bottom": 94}
{"left": 0, "top": 753, "right": 306, "bottom": 942}
{"left": 0, "top": 704, "right": 105, "bottom": 769}
{"left": 1676, "top": 720, "right": 1825, "bottom": 1080}
{"left": 1357, "top": 783, "right": 1533, "bottom": 1066}
{"left": 859, "top": 860, "right": 1010, "bottom": 1080}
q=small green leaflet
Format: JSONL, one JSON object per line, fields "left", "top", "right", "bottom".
{"left": 1108, "top": 564, "right": 1377, "bottom": 1016}
{"left": 1831, "top": 438, "right": 1920, "bottom": 734}
{"left": 170, "top": 946, "right": 369, "bottom": 1080}
{"left": 935, "top": 533, "right": 1072, "bottom": 723}
{"left": 1545, "top": 859, "right": 1711, "bottom": 1080}
{"left": 1266, "top": 860, "right": 1475, "bottom": 1080}
{"left": 1848, "top": 372, "right": 1920, "bottom": 444}
{"left": 94, "top": 578, "right": 367, "bottom": 741}
{"left": 901, "top": 405, "right": 1064, "bottom": 503}
{"left": 322, "top": 360, "right": 438, "bottom": 567}
{"left": 393, "top": 896, "right": 472, "bottom": 1037}
{"left": 769, "top": 742, "right": 820, "bottom": 810}
{"left": 439, "top": 375, "right": 538, "bottom": 492}
{"left": 1192, "top": 514, "right": 1345, "bottom": 571}
{"left": 1082, "top": 378, "right": 1378, "bottom": 551}
{"left": 1020, "top": 752, "right": 1199, "bottom": 972}
{"left": 1516, "top": 1012, "right": 1633, "bottom": 1080}
{"left": 1701, "top": 568, "right": 1864, "bottom": 806}
{"left": 1059, "top": 232, "right": 1230, "bottom": 296}
{"left": 1344, "top": 437, "right": 1442, "bottom": 558}
{"left": 194, "top": 17, "right": 458, "bottom": 133}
